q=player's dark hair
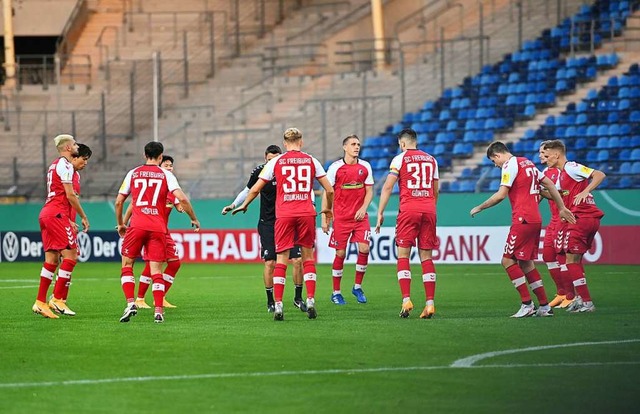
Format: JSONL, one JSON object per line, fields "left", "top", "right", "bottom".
{"left": 342, "top": 134, "right": 359, "bottom": 146}
{"left": 265, "top": 145, "right": 282, "bottom": 155}
{"left": 162, "top": 155, "right": 174, "bottom": 165}
{"left": 76, "top": 143, "right": 92, "bottom": 159}
{"left": 486, "top": 141, "right": 510, "bottom": 158}
{"left": 397, "top": 128, "right": 417, "bottom": 142}
{"left": 144, "top": 141, "right": 164, "bottom": 159}
{"left": 542, "top": 139, "right": 566, "bottom": 154}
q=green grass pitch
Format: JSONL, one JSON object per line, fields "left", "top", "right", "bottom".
{"left": 0, "top": 262, "right": 638, "bottom": 413}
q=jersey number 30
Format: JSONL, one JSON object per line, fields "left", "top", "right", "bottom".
{"left": 406, "top": 162, "right": 433, "bottom": 189}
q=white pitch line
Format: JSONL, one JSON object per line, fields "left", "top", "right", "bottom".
{"left": 450, "top": 339, "right": 640, "bottom": 368}
{"left": 2, "top": 360, "right": 640, "bottom": 389}
{"left": 0, "top": 285, "right": 37, "bottom": 289}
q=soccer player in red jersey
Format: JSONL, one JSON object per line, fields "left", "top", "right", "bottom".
{"left": 375, "top": 128, "right": 440, "bottom": 319}
{"left": 470, "top": 141, "right": 575, "bottom": 318}
{"left": 33, "top": 134, "right": 90, "bottom": 319}
{"left": 541, "top": 140, "right": 605, "bottom": 313}
{"left": 222, "top": 145, "right": 306, "bottom": 313}
{"left": 538, "top": 142, "right": 573, "bottom": 308}
{"left": 233, "top": 128, "right": 334, "bottom": 321}
{"left": 127, "top": 155, "right": 182, "bottom": 310}
{"left": 50, "top": 143, "right": 92, "bottom": 308}
{"left": 115, "top": 142, "right": 200, "bottom": 323}
{"left": 322, "top": 135, "right": 374, "bottom": 305}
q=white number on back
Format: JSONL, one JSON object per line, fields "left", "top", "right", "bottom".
{"left": 134, "top": 178, "right": 163, "bottom": 206}
{"left": 406, "top": 162, "right": 433, "bottom": 189}
{"left": 282, "top": 165, "right": 311, "bottom": 193}
{"left": 524, "top": 167, "right": 540, "bottom": 196}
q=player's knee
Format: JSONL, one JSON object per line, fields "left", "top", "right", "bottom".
{"left": 501, "top": 257, "right": 516, "bottom": 269}
{"left": 265, "top": 260, "right": 276, "bottom": 271}
{"left": 335, "top": 249, "right": 346, "bottom": 258}
{"left": 358, "top": 246, "right": 370, "bottom": 255}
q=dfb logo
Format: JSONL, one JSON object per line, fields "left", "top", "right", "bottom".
{"left": 2, "top": 232, "right": 19, "bottom": 262}
{"left": 77, "top": 232, "right": 92, "bottom": 262}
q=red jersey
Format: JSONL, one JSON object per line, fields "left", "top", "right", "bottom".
{"left": 259, "top": 150, "right": 326, "bottom": 218}
{"left": 389, "top": 149, "right": 439, "bottom": 214}
{"left": 558, "top": 161, "right": 604, "bottom": 219}
{"left": 69, "top": 171, "right": 81, "bottom": 222}
{"left": 118, "top": 164, "right": 181, "bottom": 233}
{"left": 163, "top": 194, "right": 180, "bottom": 224}
{"left": 326, "top": 158, "right": 373, "bottom": 222}
{"left": 40, "top": 157, "right": 75, "bottom": 219}
{"left": 542, "top": 167, "right": 561, "bottom": 220}
{"left": 500, "top": 156, "right": 544, "bottom": 224}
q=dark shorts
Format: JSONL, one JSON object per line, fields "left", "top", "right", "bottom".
{"left": 258, "top": 221, "right": 301, "bottom": 261}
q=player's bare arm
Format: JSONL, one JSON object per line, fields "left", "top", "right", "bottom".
{"left": 233, "top": 180, "right": 267, "bottom": 215}
{"left": 540, "top": 176, "right": 576, "bottom": 224}
{"left": 354, "top": 185, "right": 374, "bottom": 222}
{"left": 114, "top": 193, "right": 128, "bottom": 237}
{"left": 321, "top": 189, "right": 331, "bottom": 234}
{"left": 318, "top": 176, "right": 334, "bottom": 222}
{"left": 123, "top": 203, "right": 133, "bottom": 226}
{"left": 433, "top": 179, "right": 440, "bottom": 205}
{"left": 222, "top": 187, "right": 250, "bottom": 215}
{"left": 64, "top": 182, "right": 89, "bottom": 232}
{"left": 470, "top": 185, "right": 509, "bottom": 217}
{"left": 574, "top": 169, "right": 606, "bottom": 206}
{"left": 173, "top": 188, "right": 200, "bottom": 231}
{"left": 376, "top": 174, "right": 397, "bottom": 233}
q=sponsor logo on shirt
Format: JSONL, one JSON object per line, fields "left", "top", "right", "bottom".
{"left": 501, "top": 173, "right": 510, "bottom": 184}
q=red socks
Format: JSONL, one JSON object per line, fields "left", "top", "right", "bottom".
{"left": 332, "top": 255, "right": 345, "bottom": 292}
{"left": 397, "top": 258, "right": 411, "bottom": 298}
{"left": 37, "top": 262, "right": 57, "bottom": 302}
{"left": 151, "top": 273, "right": 165, "bottom": 313}
{"left": 567, "top": 263, "right": 591, "bottom": 302}
{"left": 506, "top": 264, "right": 532, "bottom": 303}
{"left": 355, "top": 252, "right": 368, "bottom": 286}
{"left": 525, "top": 268, "right": 548, "bottom": 306}
{"left": 303, "top": 260, "right": 317, "bottom": 299}
{"left": 163, "top": 260, "right": 181, "bottom": 294}
{"left": 121, "top": 266, "right": 135, "bottom": 302}
{"left": 421, "top": 259, "right": 436, "bottom": 301}
{"left": 273, "top": 263, "right": 287, "bottom": 302}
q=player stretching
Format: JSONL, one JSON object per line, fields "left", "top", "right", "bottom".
{"left": 322, "top": 135, "right": 374, "bottom": 305}
{"left": 128, "top": 155, "right": 182, "bottom": 309}
{"left": 541, "top": 140, "right": 605, "bottom": 313}
{"left": 33, "top": 134, "right": 90, "bottom": 319}
{"left": 222, "top": 145, "right": 306, "bottom": 313}
{"left": 376, "top": 128, "right": 439, "bottom": 319}
{"left": 233, "top": 128, "right": 334, "bottom": 321}
{"left": 539, "top": 142, "right": 573, "bottom": 308}
{"left": 470, "top": 141, "right": 575, "bottom": 318}
{"left": 115, "top": 142, "right": 200, "bottom": 323}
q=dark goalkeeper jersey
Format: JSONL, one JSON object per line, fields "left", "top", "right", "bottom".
{"left": 247, "top": 163, "right": 277, "bottom": 224}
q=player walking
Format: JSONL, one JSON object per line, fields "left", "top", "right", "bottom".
{"left": 375, "top": 128, "right": 439, "bottom": 319}
{"left": 233, "top": 128, "right": 334, "bottom": 321}
{"left": 222, "top": 145, "right": 307, "bottom": 313}
{"left": 470, "top": 141, "right": 575, "bottom": 318}
{"left": 115, "top": 142, "right": 200, "bottom": 323}
{"left": 33, "top": 135, "right": 90, "bottom": 318}
{"left": 322, "top": 135, "right": 374, "bottom": 305}
{"left": 541, "top": 140, "right": 605, "bottom": 313}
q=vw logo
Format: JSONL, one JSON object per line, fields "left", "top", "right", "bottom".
{"left": 2, "top": 232, "right": 19, "bottom": 262}
{"left": 77, "top": 232, "right": 92, "bottom": 262}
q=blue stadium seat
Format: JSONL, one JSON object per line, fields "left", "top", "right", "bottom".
{"left": 618, "top": 162, "right": 632, "bottom": 174}
{"left": 597, "top": 150, "right": 610, "bottom": 162}
{"left": 631, "top": 148, "right": 640, "bottom": 161}
{"left": 631, "top": 162, "right": 640, "bottom": 174}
